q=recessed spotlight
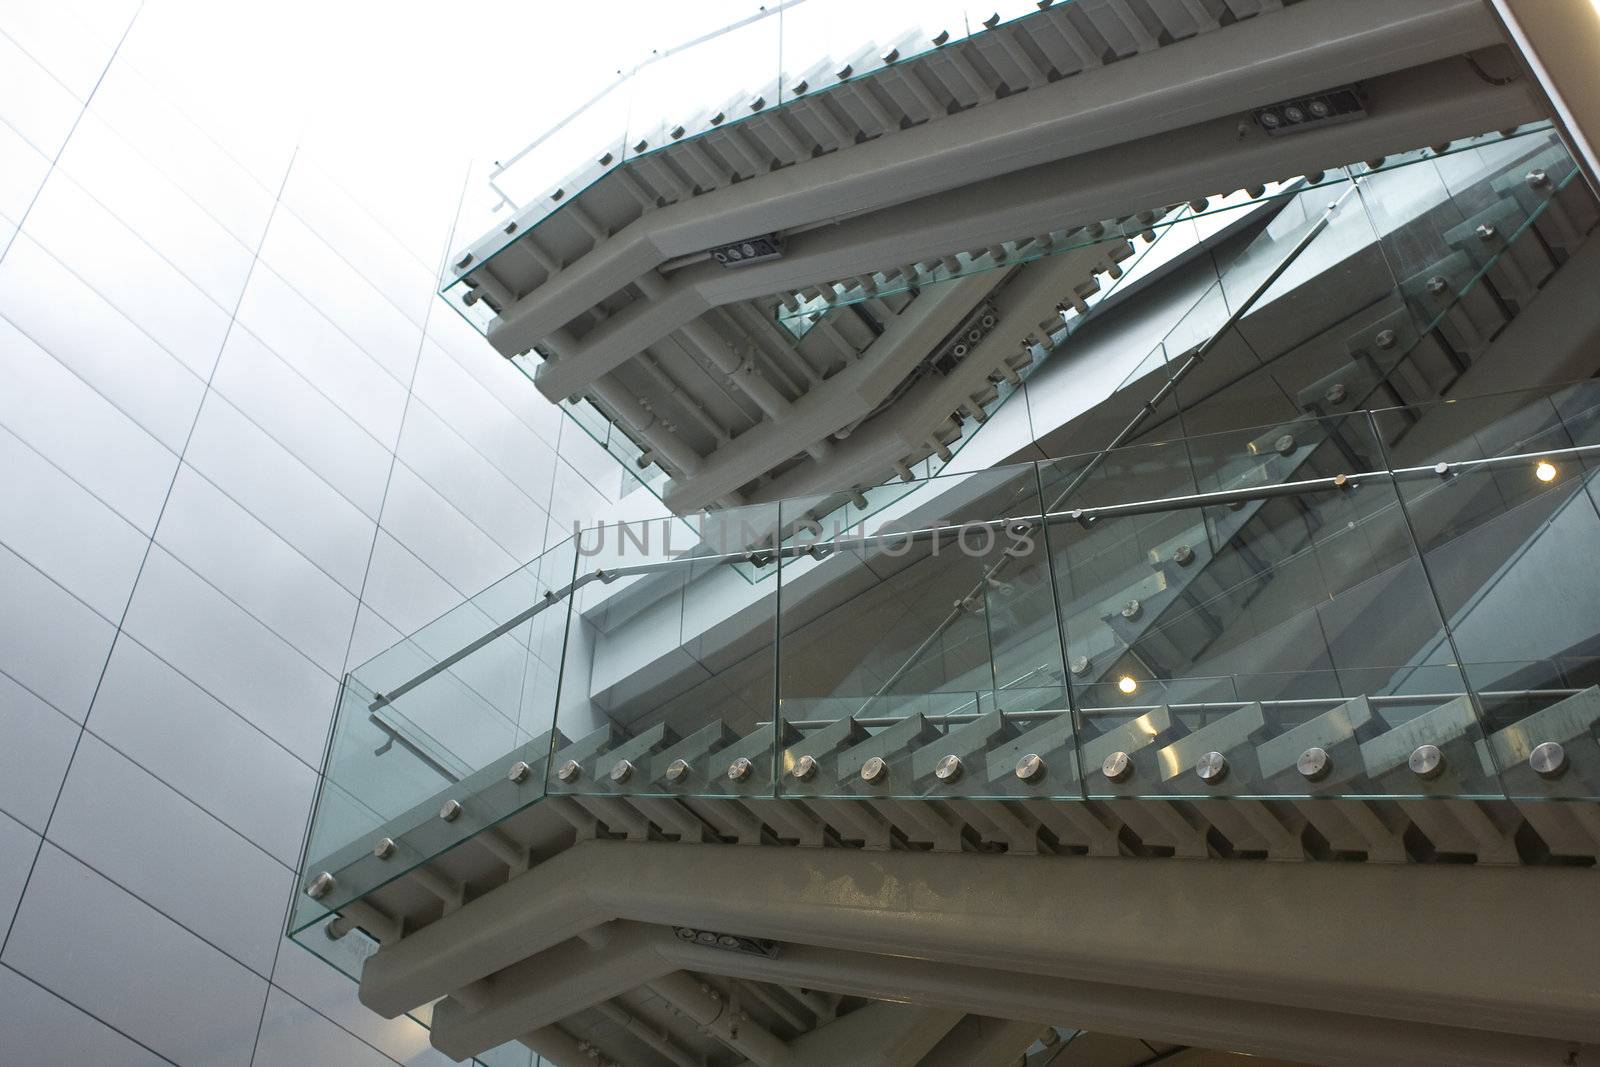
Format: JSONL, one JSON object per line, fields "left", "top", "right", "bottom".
{"left": 1535, "top": 460, "right": 1558, "bottom": 483}
{"left": 1117, "top": 675, "right": 1138, "bottom": 695}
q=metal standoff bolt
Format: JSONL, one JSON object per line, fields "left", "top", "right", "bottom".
{"left": 792, "top": 754, "right": 818, "bottom": 781}
{"left": 1374, "top": 329, "right": 1397, "bottom": 351}
{"left": 1172, "top": 544, "right": 1195, "bottom": 566}
{"left": 454, "top": 253, "right": 474, "bottom": 270}
{"left": 1121, "top": 598, "right": 1143, "bottom": 620}
{"left": 664, "top": 758, "right": 691, "bottom": 784}
{"left": 1476, "top": 223, "right": 1498, "bottom": 242}
{"left": 609, "top": 759, "right": 635, "bottom": 784}
{"left": 306, "top": 872, "right": 335, "bottom": 899}
{"left": 1015, "top": 752, "right": 1046, "bottom": 782}
{"left": 439, "top": 798, "right": 462, "bottom": 822}
{"left": 1102, "top": 750, "right": 1134, "bottom": 783}
{"left": 507, "top": 760, "right": 532, "bottom": 783}
{"left": 1296, "top": 747, "right": 1331, "bottom": 781}
{"left": 1525, "top": 168, "right": 1549, "bottom": 188}
{"left": 727, "top": 756, "right": 753, "bottom": 782}
{"left": 557, "top": 759, "right": 582, "bottom": 783}
{"left": 860, "top": 755, "right": 888, "bottom": 784}
{"left": 373, "top": 837, "right": 396, "bottom": 859}
{"left": 1434, "top": 461, "right": 1452, "bottom": 477}
{"left": 1426, "top": 275, "right": 1449, "bottom": 296}
{"left": 1333, "top": 473, "right": 1350, "bottom": 489}
{"left": 1324, "top": 383, "right": 1348, "bottom": 405}
{"left": 1273, "top": 433, "right": 1296, "bottom": 456}
{"left": 1196, "top": 750, "right": 1229, "bottom": 784}
{"left": 1529, "top": 741, "right": 1568, "bottom": 779}
{"left": 935, "top": 754, "right": 964, "bottom": 782}
{"left": 1408, "top": 743, "right": 1445, "bottom": 780}
{"left": 1069, "top": 655, "right": 1092, "bottom": 676}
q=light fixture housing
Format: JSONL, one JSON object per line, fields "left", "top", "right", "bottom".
{"left": 1253, "top": 86, "right": 1366, "bottom": 137}
{"left": 709, "top": 233, "right": 784, "bottom": 268}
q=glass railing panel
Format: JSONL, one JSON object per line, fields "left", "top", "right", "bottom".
{"left": 622, "top": 8, "right": 783, "bottom": 171}
{"left": 547, "top": 502, "right": 783, "bottom": 804}
{"left": 1068, "top": 664, "right": 1484, "bottom": 801}
{"left": 1038, "top": 409, "right": 1488, "bottom": 799}
{"left": 290, "top": 537, "right": 579, "bottom": 934}
{"left": 779, "top": 0, "right": 973, "bottom": 112}
{"left": 1376, "top": 384, "right": 1600, "bottom": 799}
{"left": 1466, "top": 658, "right": 1600, "bottom": 802}
{"left": 1346, "top": 126, "right": 1580, "bottom": 407}
{"left": 775, "top": 461, "right": 1068, "bottom": 800}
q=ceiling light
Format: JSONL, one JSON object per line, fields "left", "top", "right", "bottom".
{"left": 1535, "top": 460, "right": 1558, "bottom": 483}
{"left": 1117, "top": 675, "right": 1139, "bottom": 695}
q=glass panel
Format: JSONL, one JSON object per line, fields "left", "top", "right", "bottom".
{"left": 290, "top": 537, "right": 578, "bottom": 934}
{"left": 1379, "top": 383, "right": 1600, "bottom": 800}
{"left": 780, "top": 0, "right": 973, "bottom": 113}
{"left": 1041, "top": 411, "right": 1488, "bottom": 800}
{"left": 548, "top": 503, "right": 782, "bottom": 805}
{"left": 775, "top": 462, "right": 1070, "bottom": 801}
{"left": 623, "top": 9, "right": 783, "bottom": 175}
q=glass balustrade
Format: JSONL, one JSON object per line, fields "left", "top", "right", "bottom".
{"left": 292, "top": 379, "right": 1600, "bottom": 992}
{"left": 293, "top": 383, "right": 1600, "bottom": 863}
{"left": 293, "top": 116, "right": 1600, "bottom": 1029}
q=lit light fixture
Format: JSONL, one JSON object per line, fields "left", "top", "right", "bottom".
{"left": 1535, "top": 460, "right": 1558, "bottom": 483}
{"left": 1117, "top": 675, "right": 1139, "bottom": 695}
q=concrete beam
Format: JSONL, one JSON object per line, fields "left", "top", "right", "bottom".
{"left": 667, "top": 938, "right": 1593, "bottom": 1067}
{"left": 361, "top": 840, "right": 1600, "bottom": 1046}
{"left": 786, "top": 1001, "right": 964, "bottom": 1067}
{"left": 432, "top": 916, "right": 1596, "bottom": 1067}
{"left": 528, "top": 54, "right": 1539, "bottom": 404}
{"left": 490, "top": 0, "right": 1505, "bottom": 357}
{"left": 915, "top": 1017, "right": 1050, "bottom": 1067}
